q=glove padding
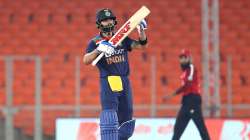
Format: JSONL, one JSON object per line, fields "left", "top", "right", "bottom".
{"left": 97, "top": 41, "right": 115, "bottom": 55}
{"left": 137, "top": 19, "right": 147, "bottom": 31}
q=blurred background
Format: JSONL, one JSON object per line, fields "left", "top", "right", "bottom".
{"left": 0, "top": 0, "right": 249, "bottom": 140}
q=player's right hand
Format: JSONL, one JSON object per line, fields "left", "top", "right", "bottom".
{"left": 162, "top": 92, "right": 175, "bottom": 102}
{"left": 97, "top": 41, "right": 115, "bottom": 55}
{"left": 162, "top": 95, "right": 171, "bottom": 102}
{"left": 137, "top": 19, "right": 147, "bottom": 31}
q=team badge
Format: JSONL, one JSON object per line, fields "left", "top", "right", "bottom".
{"left": 105, "top": 11, "right": 111, "bottom": 17}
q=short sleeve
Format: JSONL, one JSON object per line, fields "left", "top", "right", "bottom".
{"left": 123, "top": 37, "right": 135, "bottom": 52}
{"left": 86, "top": 40, "right": 97, "bottom": 53}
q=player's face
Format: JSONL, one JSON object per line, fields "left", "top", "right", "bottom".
{"left": 100, "top": 19, "right": 115, "bottom": 26}
{"left": 99, "top": 19, "right": 116, "bottom": 35}
{"left": 179, "top": 56, "right": 189, "bottom": 64}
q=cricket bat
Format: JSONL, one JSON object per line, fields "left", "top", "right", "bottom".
{"left": 91, "top": 6, "right": 150, "bottom": 66}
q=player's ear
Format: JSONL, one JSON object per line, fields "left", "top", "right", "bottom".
{"left": 189, "top": 57, "right": 193, "bottom": 63}
{"left": 96, "top": 21, "right": 101, "bottom": 29}
{"left": 114, "top": 20, "right": 117, "bottom": 25}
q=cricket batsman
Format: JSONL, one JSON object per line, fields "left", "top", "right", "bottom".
{"left": 163, "top": 49, "right": 210, "bottom": 140}
{"left": 83, "top": 8, "right": 148, "bottom": 140}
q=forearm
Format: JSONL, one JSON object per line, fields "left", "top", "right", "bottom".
{"left": 166, "top": 87, "right": 183, "bottom": 98}
{"left": 131, "top": 30, "right": 148, "bottom": 49}
{"left": 83, "top": 49, "right": 100, "bottom": 65}
{"left": 164, "top": 84, "right": 188, "bottom": 100}
{"left": 139, "top": 30, "right": 147, "bottom": 41}
{"left": 175, "top": 82, "right": 192, "bottom": 95}
{"left": 175, "top": 86, "right": 186, "bottom": 95}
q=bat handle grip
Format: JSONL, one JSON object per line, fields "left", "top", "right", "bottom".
{"left": 91, "top": 52, "right": 105, "bottom": 66}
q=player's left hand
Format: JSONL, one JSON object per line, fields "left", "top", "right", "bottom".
{"left": 137, "top": 19, "right": 147, "bottom": 31}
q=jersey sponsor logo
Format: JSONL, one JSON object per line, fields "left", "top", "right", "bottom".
{"left": 105, "top": 48, "right": 125, "bottom": 57}
{"left": 105, "top": 49, "right": 126, "bottom": 64}
{"left": 109, "top": 21, "right": 131, "bottom": 45}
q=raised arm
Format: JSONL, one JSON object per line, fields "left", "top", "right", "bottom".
{"left": 131, "top": 19, "right": 148, "bottom": 50}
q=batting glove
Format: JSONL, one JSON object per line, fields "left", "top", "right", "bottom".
{"left": 137, "top": 19, "right": 147, "bottom": 31}
{"left": 97, "top": 41, "right": 115, "bottom": 55}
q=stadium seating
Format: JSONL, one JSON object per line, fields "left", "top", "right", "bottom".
{"left": 0, "top": 0, "right": 249, "bottom": 137}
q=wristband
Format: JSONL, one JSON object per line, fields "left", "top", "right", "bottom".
{"left": 139, "top": 38, "right": 147, "bottom": 45}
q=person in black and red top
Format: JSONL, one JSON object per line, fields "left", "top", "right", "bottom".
{"left": 163, "top": 49, "right": 210, "bottom": 140}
